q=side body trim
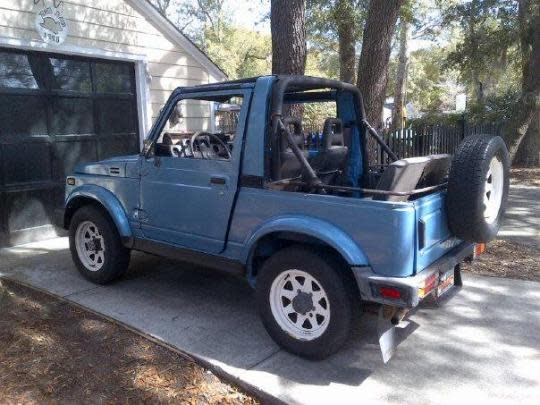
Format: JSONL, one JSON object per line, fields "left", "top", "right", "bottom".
{"left": 133, "top": 238, "right": 245, "bottom": 276}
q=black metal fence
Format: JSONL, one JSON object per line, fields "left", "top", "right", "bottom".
{"left": 283, "top": 119, "right": 505, "bottom": 167}
{"left": 368, "top": 120, "right": 505, "bottom": 166}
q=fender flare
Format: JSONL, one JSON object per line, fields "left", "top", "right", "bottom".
{"left": 65, "top": 184, "right": 133, "bottom": 246}
{"left": 243, "top": 215, "right": 370, "bottom": 281}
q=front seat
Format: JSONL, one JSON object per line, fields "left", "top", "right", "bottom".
{"left": 321, "top": 118, "right": 348, "bottom": 173}
{"left": 311, "top": 118, "right": 348, "bottom": 184}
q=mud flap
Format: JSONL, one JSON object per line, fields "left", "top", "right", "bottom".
{"left": 377, "top": 305, "right": 397, "bottom": 364}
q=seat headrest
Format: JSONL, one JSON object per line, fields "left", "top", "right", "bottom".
{"left": 322, "top": 118, "right": 344, "bottom": 148}
{"left": 162, "top": 133, "right": 173, "bottom": 145}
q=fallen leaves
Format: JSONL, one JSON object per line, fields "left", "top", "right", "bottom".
{"left": 461, "top": 239, "right": 540, "bottom": 282}
{"left": 510, "top": 168, "right": 540, "bottom": 187}
{"left": 0, "top": 279, "right": 258, "bottom": 405}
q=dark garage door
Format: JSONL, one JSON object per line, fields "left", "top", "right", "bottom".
{"left": 0, "top": 48, "right": 139, "bottom": 246}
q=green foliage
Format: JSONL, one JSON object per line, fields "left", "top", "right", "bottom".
{"left": 204, "top": 26, "right": 271, "bottom": 79}
{"left": 409, "top": 90, "right": 520, "bottom": 128}
{"left": 442, "top": 0, "right": 520, "bottom": 101}
{"left": 305, "top": 48, "right": 338, "bottom": 79}
{"left": 387, "top": 46, "right": 461, "bottom": 113}
{"left": 305, "top": 0, "right": 367, "bottom": 78}
{"left": 303, "top": 102, "right": 337, "bottom": 128}
{"left": 152, "top": 0, "right": 523, "bottom": 130}
{"left": 466, "top": 90, "right": 521, "bottom": 122}
{"left": 408, "top": 112, "right": 464, "bottom": 127}
{"left": 151, "top": 0, "right": 271, "bottom": 79}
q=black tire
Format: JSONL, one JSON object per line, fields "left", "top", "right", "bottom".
{"left": 446, "top": 134, "right": 510, "bottom": 243}
{"left": 69, "top": 204, "right": 131, "bottom": 284}
{"left": 256, "top": 245, "right": 355, "bottom": 360}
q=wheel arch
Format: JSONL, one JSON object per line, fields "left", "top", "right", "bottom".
{"left": 65, "top": 185, "right": 133, "bottom": 247}
{"left": 244, "top": 216, "right": 369, "bottom": 287}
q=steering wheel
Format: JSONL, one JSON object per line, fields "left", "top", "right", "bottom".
{"left": 171, "top": 145, "right": 183, "bottom": 157}
{"left": 190, "top": 131, "right": 232, "bottom": 160}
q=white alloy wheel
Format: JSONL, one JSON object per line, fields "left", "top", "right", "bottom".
{"left": 75, "top": 220, "right": 106, "bottom": 271}
{"left": 484, "top": 156, "right": 504, "bottom": 224}
{"left": 269, "top": 269, "right": 330, "bottom": 340}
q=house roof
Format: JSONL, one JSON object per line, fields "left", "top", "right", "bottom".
{"left": 126, "top": 0, "right": 228, "bottom": 81}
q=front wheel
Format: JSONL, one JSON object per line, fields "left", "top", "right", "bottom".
{"left": 69, "top": 205, "right": 130, "bottom": 284}
{"left": 256, "top": 246, "right": 355, "bottom": 359}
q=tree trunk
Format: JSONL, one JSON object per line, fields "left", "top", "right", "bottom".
{"left": 356, "top": 0, "right": 405, "bottom": 129}
{"left": 504, "top": 1, "right": 540, "bottom": 165}
{"left": 335, "top": 0, "right": 356, "bottom": 84}
{"left": 518, "top": 0, "right": 532, "bottom": 91}
{"left": 271, "top": 0, "right": 306, "bottom": 75}
{"left": 514, "top": 111, "right": 540, "bottom": 166}
{"left": 391, "top": 18, "right": 409, "bottom": 131}
{"left": 466, "top": 1, "right": 485, "bottom": 105}
{"left": 474, "top": 77, "right": 484, "bottom": 105}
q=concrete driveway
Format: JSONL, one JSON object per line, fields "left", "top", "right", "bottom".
{"left": 499, "top": 185, "right": 540, "bottom": 247}
{"left": 1, "top": 185, "right": 539, "bottom": 404}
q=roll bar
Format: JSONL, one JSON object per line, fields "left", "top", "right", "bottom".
{"left": 269, "top": 75, "right": 398, "bottom": 181}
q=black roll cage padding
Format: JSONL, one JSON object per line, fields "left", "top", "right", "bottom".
{"left": 269, "top": 75, "right": 398, "bottom": 182}
{"left": 283, "top": 90, "right": 336, "bottom": 103}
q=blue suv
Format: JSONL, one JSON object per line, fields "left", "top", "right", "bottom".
{"left": 62, "top": 76, "right": 509, "bottom": 359}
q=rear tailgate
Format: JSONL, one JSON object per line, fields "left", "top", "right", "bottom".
{"left": 414, "top": 191, "right": 462, "bottom": 273}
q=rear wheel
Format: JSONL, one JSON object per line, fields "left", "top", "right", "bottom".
{"left": 69, "top": 205, "right": 130, "bottom": 284}
{"left": 256, "top": 246, "right": 355, "bottom": 359}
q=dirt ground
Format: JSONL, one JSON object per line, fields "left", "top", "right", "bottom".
{"left": 0, "top": 278, "right": 258, "bottom": 405}
{"left": 461, "top": 239, "right": 540, "bottom": 282}
{"left": 510, "top": 167, "right": 540, "bottom": 186}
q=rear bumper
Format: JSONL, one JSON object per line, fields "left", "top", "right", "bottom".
{"left": 352, "top": 242, "right": 474, "bottom": 308}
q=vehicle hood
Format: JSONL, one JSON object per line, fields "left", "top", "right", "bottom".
{"left": 74, "top": 154, "right": 140, "bottom": 179}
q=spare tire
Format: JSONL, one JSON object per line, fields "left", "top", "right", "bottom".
{"left": 446, "top": 134, "right": 509, "bottom": 243}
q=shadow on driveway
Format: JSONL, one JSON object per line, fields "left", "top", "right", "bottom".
{"left": 1, "top": 238, "right": 539, "bottom": 404}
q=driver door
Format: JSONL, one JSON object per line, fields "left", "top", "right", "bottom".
{"left": 139, "top": 89, "right": 250, "bottom": 254}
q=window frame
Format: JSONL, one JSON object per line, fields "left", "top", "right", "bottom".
{"left": 146, "top": 89, "right": 252, "bottom": 165}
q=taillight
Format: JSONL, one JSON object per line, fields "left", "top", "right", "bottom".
{"left": 474, "top": 243, "right": 486, "bottom": 257}
{"left": 379, "top": 286, "right": 402, "bottom": 300}
{"left": 418, "top": 272, "right": 437, "bottom": 299}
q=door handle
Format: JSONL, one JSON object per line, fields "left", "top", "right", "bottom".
{"left": 210, "top": 176, "right": 227, "bottom": 185}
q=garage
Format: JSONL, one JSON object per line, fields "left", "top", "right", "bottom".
{"left": 0, "top": 49, "right": 139, "bottom": 245}
{"left": 0, "top": 0, "right": 227, "bottom": 246}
